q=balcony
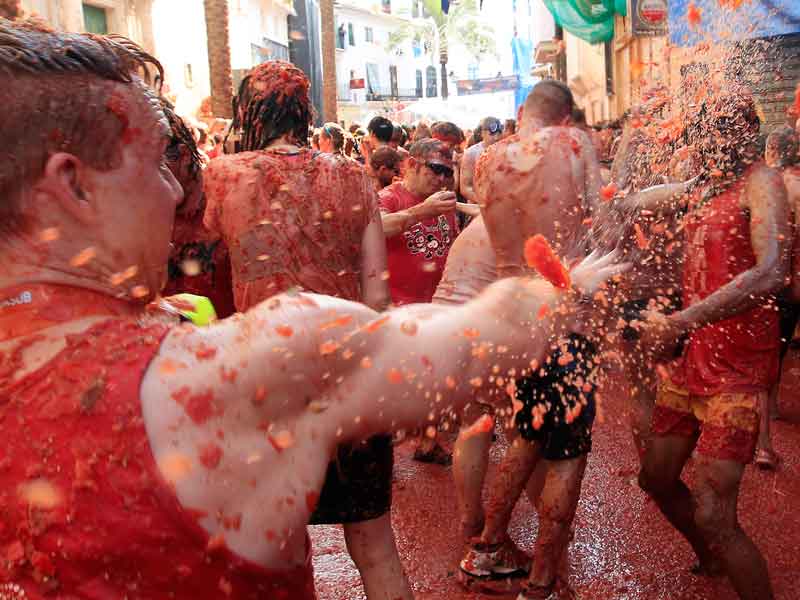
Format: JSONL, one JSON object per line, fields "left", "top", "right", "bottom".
{"left": 365, "top": 85, "right": 422, "bottom": 101}
{"left": 338, "top": 81, "right": 354, "bottom": 102}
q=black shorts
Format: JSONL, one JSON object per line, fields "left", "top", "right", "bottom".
{"left": 777, "top": 294, "right": 800, "bottom": 360}
{"left": 308, "top": 434, "right": 393, "bottom": 525}
{"left": 514, "top": 334, "right": 597, "bottom": 460}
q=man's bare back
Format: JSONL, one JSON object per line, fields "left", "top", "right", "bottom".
{"left": 475, "top": 126, "right": 600, "bottom": 276}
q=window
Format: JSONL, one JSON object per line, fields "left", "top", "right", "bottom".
{"left": 425, "top": 65, "right": 437, "bottom": 98}
{"left": 412, "top": 1, "right": 419, "bottom": 18}
{"left": 366, "top": 63, "right": 381, "bottom": 97}
{"left": 348, "top": 23, "right": 355, "bottom": 46}
{"left": 382, "top": 0, "right": 391, "bottom": 13}
{"left": 337, "top": 24, "right": 346, "bottom": 49}
{"left": 415, "top": 69, "right": 423, "bottom": 97}
{"left": 365, "top": 27, "right": 374, "bottom": 43}
{"left": 468, "top": 64, "right": 479, "bottom": 80}
{"left": 82, "top": 3, "right": 108, "bottom": 34}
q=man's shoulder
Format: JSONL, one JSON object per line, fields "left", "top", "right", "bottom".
{"left": 207, "top": 150, "right": 284, "bottom": 176}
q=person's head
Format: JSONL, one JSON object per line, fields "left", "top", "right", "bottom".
{"left": 469, "top": 126, "right": 482, "bottom": 146}
{"left": 765, "top": 126, "right": 799, "bottom": 168}
{"left": 413, "top": 122, "right": 432, "bottom": 141}
{"left": 430, "top": 121, "right": 465, "bottom": 152}
{"left": 348, "top": 123, "right": 361, "bottom": 134}
{"left": 370, "top": 146, "right": 404, "bottom": 188}
{"left": 319, "top": 122, "right": 345, "bottom": 154}
{"left": 389, "top": 124, "right": 407, "bottom": 149}
{"left": 479, "top": 117, "right": 504, "bottom": 146}
{"left": 367, "top": 115, "right": 394, "bottom": 146}
{"left": 503, "top": 118, "right": 517, "bottom": 138}
{"left": 522, "top": 80, "right": 575, "bottom": 127}
{"left": 0, "top": 19, "right": 182, "bottom": 300}
{"left": 404, "top": 138, "right": 454, "bottom": 197}
{"left": 232, "top": 60, "right": 312, "bottom": 151}
{"left": 310, "top": 129, "right": 320, "bottom": 150}
{"left": 694, "top": 89, "right": 761, "bottom": 178}
{"left": 163, "top": 100, "right": 204, "bottom": 220}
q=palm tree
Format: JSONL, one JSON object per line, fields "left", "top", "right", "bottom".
{"left": 320, "top": 0, "right": 338, "bottom": 123}
{"left": 388, "top": 0, "right": 495, "bottom": 99}
{"left": 203, "top": 0, "right": 233, "bottom": 118}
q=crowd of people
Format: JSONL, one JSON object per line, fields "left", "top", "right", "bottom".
{"left": 1, "top": 15, "right": 798, "bottom": 600}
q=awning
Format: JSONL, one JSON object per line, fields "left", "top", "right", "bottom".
{"left": 542, "top": 0, "right": 627, "bottom": 44}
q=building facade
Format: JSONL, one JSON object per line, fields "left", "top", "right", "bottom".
{"left": 21, "top": 0, "right": 297, "bottom": 120}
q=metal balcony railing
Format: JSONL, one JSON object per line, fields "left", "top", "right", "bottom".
{"left": 365, "top": 86, "right": 422, "bottom": 101}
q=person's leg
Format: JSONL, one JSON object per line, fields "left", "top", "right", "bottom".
{"left": 344, "top": 515, "right": 414, "bottom": 600}
{"left": 480, "top": 436, "right": 542, "bottom": 544}
{"left": 638, "top": 433, "right": 722, "bottom": 574}
{"left": 525, "top": 459, "right": 571, "bottom": 585}
{"left": 693, "top": 457, "right": 773, "bottom": 600}
{"left": 517, "top": 457, "right": 586, "bottom": 599}
{"left": 755, "top": 391, "right": 778, "bottom": 469}
{"left": 453, "top": 412, "right": 495, "bottom": 538}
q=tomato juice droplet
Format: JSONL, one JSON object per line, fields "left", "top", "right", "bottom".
{"left": 687, "top": 2, "right": 702, "bottom": 27}
{"left": 600, "top": 183, "right": 618, "bottom": 201}
{"left": 268, "top": 430, "right": 295, "bottom": 452}
{"left": 387, "top": 368, "right": 404, "bottom": 384}
{"left": 198, "top": 442, "right": 224, "bottom": 469}
{"left": 319, "top": 340, "right": 341, "bottom": 355}
{"left": 69, "top": 246, "right": 97, "bottom": 267}
{"left": 275, "top": 325, "right": 294, "bottom": 337}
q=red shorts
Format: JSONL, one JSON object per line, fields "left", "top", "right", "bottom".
{"left": 651, "top": 380, "right": 761, "bottom": 464}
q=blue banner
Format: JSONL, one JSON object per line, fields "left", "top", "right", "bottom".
{"left": 669, "top": 0, "right": 800, "bottom": 46}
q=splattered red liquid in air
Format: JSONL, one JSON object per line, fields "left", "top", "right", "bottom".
{"left": 524, "top": 235, "right": 571, "bottom": 290}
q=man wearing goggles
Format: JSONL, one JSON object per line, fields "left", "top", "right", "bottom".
{"left": 379, "top": 138, "right": 459, "bottom": 307}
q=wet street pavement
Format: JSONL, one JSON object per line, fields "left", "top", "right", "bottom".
{"left": 311, "top": 355, "right": 800, "bottom": 600}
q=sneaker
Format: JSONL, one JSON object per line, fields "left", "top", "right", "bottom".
{"left": 459, "top": 538, "right": 531, "bottom": 579}
{"left": 755, "top": 448, "right": 779, "bottom": 471}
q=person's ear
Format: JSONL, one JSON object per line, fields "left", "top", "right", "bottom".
{"left": 33, "top": 153, "right": 96, "bottom": 225}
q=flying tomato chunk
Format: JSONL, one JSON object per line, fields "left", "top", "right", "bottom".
{"left": 687, "top": 2, "right": 702, "bottom": 27}
{"left": 524, "top": 235, "right": 571, "bottom": 290}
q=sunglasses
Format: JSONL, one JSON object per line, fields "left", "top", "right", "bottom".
{"left": 426, "top": 162, "right": 454, "bottom": 178}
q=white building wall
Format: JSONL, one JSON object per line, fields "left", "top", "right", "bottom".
{"left": 335, "top": 1, "right": 430, "bottom": 103}
{"left": 151, "top": 0, "right": 210, "bottom": 117}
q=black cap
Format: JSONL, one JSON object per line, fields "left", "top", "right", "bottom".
{"left": 368, "top": 116, "right": 394, "bottom": 143}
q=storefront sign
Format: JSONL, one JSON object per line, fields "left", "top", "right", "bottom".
{"left": 633, "top": 0, "right": 668, "bottom": 36}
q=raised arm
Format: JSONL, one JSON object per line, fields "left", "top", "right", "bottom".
{"left": 380, "top": 190, "right": 456, "bottom": 237}
{"left": 459, "top": 146, "right": 480, "bottom": 204}
{"left": 360, "top": 208, "right": 390, "bottom": 311}
{"left": 671, "top": 166, "right": 790, "bottom": 331}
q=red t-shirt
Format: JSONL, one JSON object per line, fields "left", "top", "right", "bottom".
{"left": 671, "top": 165, "right": 780, "bottom": 395}
{"left": 379, "top": 182, "right": 458, "bottom": 305}
{"left": 0, "top": 318, "right": 316, "bottom": 599}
